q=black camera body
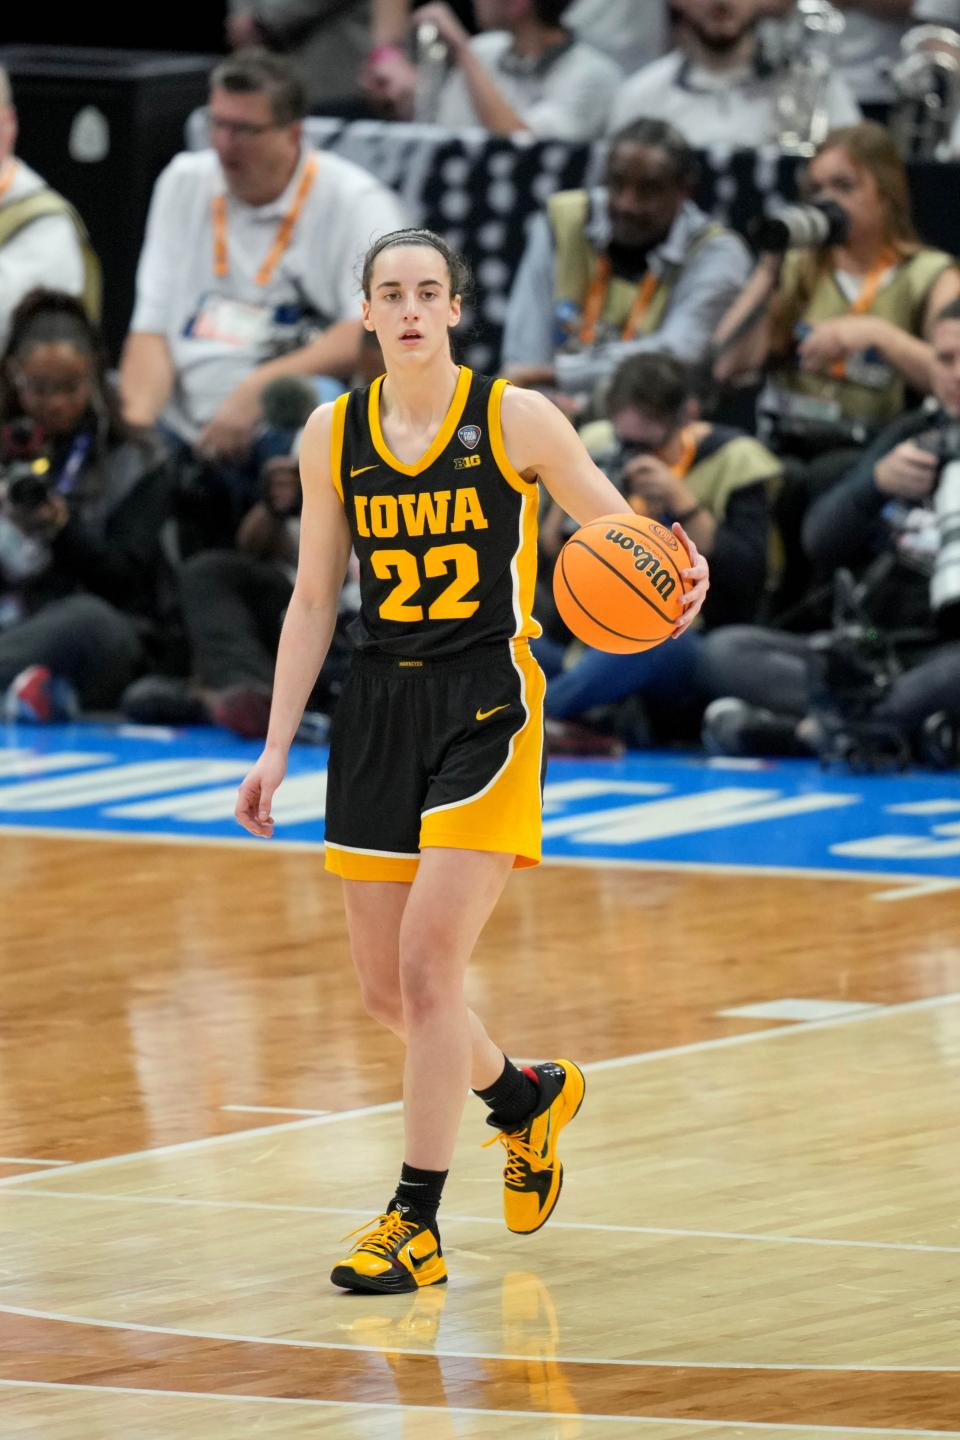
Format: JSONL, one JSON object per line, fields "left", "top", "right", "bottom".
{"left": 2, "top": 460, "right": 54, "bottom": 513}
{"left": 913, "top": 419, "right": 960, "bottom": 468}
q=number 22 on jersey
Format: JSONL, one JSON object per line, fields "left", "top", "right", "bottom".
{"left": 371, "top": 544, "right": 480, "bottom": 622}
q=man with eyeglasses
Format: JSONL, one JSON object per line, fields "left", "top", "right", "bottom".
{"left": 120, "top": 48, "right": 404, "bottom": 536}
{"left": 0, "top": 66, "right": 100, "bottom": 343}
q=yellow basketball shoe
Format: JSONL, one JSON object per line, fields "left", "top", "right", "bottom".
{"left": 330, "top": 1208, "right": 447, "bottom": 1294}
{"left": 483, "top": 1059, "right": 585, "bottom": 1235}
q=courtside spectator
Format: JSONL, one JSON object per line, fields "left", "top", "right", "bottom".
{"left": 538, "top": 352, "right": 775, "bottom": 747}
{"left": 608, "top": 0, "right": 860, "bottom": 147}
{"left": 501, "top": 119, "right": 751, "bottom": 408}
{"left": 382, "top": 0, "right": 623, "bottom": 139}
{"left": 713, "top": 121, "right": 960, "bottom": 615}
{"left": 0, "top": 66, "right": 100, "bottom": 343}
{"left": 701, "top": 298, "right": 960, "bottom": 764}
{"left": 0, "top": 292, "right": 173, "bottom": 720}
{"left": 119, "top": 49, "right": 403, "bottom": 534}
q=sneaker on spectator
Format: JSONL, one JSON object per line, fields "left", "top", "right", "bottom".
{"left": 917, "top": 710, "right": 960, "bottom": 770}
{"left": 3, "top": 665, "right": 79, "bottom": 724}
{"left": 702, "top": 697, "right": 805, "bottom": 757}
{"left": 544, "top": 717, "right": 625, "bottom": 758}
{"left": 208, "top": 685, "right": 273, "bottom": 739}
{"left": 121, "top": 675, "right": 209, "bottom": 727}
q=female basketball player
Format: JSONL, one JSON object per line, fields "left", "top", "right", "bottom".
{"left": 236, "top": 229, "right": 709, "bottom": 1293}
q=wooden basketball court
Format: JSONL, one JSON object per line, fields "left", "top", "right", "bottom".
{"left": 2, "top": 830, "right": 959, "bottom": 1436}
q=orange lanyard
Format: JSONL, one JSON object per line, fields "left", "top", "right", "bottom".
{"left": 667, "top": 426, "right": 698, "bottom": 481}
{"left": 828, "top": 249, "right": 896, "bottom": 380}
{"left": 580, "top": 257, "right": 659, "bottom": 345}
{"left": 628, "top": 426, "right": 699, "bottom": 514}
{"left": 212, "top": 153, "right": 319, "bottom": 287}
{"left": 0, "top": 161, "right": 18, "bottom": 205}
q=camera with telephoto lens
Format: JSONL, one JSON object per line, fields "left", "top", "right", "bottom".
{"left": 749, "top": 199, "right": 849, "bottom": 254}
{"left": 913, "top": 422, "right": 960, "bottom": 632}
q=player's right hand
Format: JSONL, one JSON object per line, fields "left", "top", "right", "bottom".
{"left": 235, "top": 750, "right": 287, "bottom": 839}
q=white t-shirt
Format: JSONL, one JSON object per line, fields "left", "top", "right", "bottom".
{"left": 565, "top": 0, "right": 669, "bottom": 75}
{"left": 0, "top": 159, "right": 86, "bottom": 343}
{"left": 607, "top": 49, "right": 861, "bottom": 148}
{"left": 433, "top": 31, "right": 624, "bottom": 142}
{"left": 130, "top": 146, "right": 404, "bottom": 443}
{"left": 834, "top": 12, "right": 911, "bottom": 101}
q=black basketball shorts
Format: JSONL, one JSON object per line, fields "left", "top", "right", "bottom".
{"left": 323, "top": 639, "right": 546, "bottom": 882}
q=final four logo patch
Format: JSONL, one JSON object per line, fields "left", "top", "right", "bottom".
{"left": 458, "top": 424, "right": 481, "bottom": 450}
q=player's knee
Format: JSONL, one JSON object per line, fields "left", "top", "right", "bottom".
{"left": 358, "top": 979, "right": 405, "bottom": 1034}
{"left": 399, "top": 945, "right": 456, "bottom": 1020}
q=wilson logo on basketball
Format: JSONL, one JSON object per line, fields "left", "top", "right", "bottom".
{"left": 605, "top": 529, "right": 676, "bottom": 600}
{"left": 647, "top": 522, "right": 679, "bottom": 550}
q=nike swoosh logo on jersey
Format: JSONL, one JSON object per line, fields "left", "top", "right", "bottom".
{"left": 476, "top": 704, "right": 510, "bottom": 722}
{"left": 350, "top": 463, "right": 378, "bottom": 477}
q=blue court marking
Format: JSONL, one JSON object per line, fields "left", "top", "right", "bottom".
{"left": 0, "top": 720, "right": 958, "bottom": 880}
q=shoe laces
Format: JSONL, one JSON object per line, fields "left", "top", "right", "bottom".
{"left": 483, "top": 1129, "right": 549, "bottom": 1186}
{"left": 340, "top": 1209, "right": 419, "bottom": 1257}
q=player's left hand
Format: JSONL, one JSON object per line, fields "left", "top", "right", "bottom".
{"left": 671, "top": 522, "right": 709, "bottom": 637}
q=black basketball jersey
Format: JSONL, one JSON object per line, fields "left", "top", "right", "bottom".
{"left": 330, "top": 366, "right": 542, "bottom": 658}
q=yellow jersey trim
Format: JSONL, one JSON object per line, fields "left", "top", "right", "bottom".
{"left": 488, "top": 378, "right": 537, "bottom": 496}
{"left": 367, "top": 365, "right": 473, "bottom": 477}
{"left": 329, "top": 391, "right": 349, "bottom": 503}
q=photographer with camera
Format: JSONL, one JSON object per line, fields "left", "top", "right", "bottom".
{"left": 713, "top": 121, "right": 960, "bottom": 616}
{"left": 701, "top": 296, "right": 960, "bottom": 768}
{"left": 0, "top": 290, "right": 174, "bottom": 720}
{"left": 122, "top": 388, "right": 355, "bottom": 738}
{"left": 537, "top": 352, "right": 776, "bottom": 750}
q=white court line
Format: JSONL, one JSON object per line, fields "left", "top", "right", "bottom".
{"left": 2, "top": 821, "right": 958, "bottom": 896}
{"left": 221, "top": 1105, "right": 330, "bottom": 1117}
{"left": 2, "top": 990, "right": 957, "bottom": 1191}
{"left": 0, "top": 1381, "right": 951, "bottom": 1439}
{"left": 1, "top": 1301, "right": 958, "bottom": 1376}
{"left": 10, "top": 1188, "right": 960, "bottom": 1259}
{"left": 0, "top": 1157, "right": 71, "bottom": 1167}
{"left": 871, "top": 878, "right": 960, "bottom": 903}
{"left": 0, "top": 1102, "right": 401, "bottom": 1190}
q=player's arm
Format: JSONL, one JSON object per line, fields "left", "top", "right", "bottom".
{"left": 235, "top": 403, "right": 352, "bottom": 838}
{"left": 500, "top": 385, "right": 710, "bottom": 631}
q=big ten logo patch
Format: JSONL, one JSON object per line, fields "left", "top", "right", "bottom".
{"left": 454, "top": 453, "right": 481, "bottom": 470}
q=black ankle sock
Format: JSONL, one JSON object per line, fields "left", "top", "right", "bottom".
{"left": 474, "top": 1055, "right": 540, "bottom": 1128}
{"left": 390, "top": 1162, "right": 448, "bottom": 1231}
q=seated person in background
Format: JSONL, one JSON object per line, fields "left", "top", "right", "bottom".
{"left": 0, "top": 66, "right": 100, "bottom": 342}
{"left": 701, "top": 297, "right": 960, "bottom": 765}
{"left": 123, "top": 440, "right": 355, "bottom": 739}
{"left": 608, "top": 0, "right": 860, "bottom": 146}
{"left": 713, "top": 121, "right": 960, "bottom": 619}
{"left": 367, "top": 0, "right": 668, "bottom": 106}
{"left": 0, "top": 291, "right": 173, "bottom": 721}
{"left": 565, "top": 0, "right": 671, "bottom": 73}
{"left": 226, "top": 0, "right": 375, "bottom": 117}
{"left": 376, "top": 0, "right": 623, "bottom": 139}
{"left": 501, "top": 118, "right": 752, "bottom": 414}
{"left": 538, "top": 352, "right": 776, "bottom": 747}
{"left": 119, "top": 49, "right": 404, "bottom": 537}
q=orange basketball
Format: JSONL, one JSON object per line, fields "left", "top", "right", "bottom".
{"left": 552, "top": 513, "right": 691, "bottom": 654}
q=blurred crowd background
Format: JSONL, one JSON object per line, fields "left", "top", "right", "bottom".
{"left": 3, "top": 0, "right": 960, "bottom": 772}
